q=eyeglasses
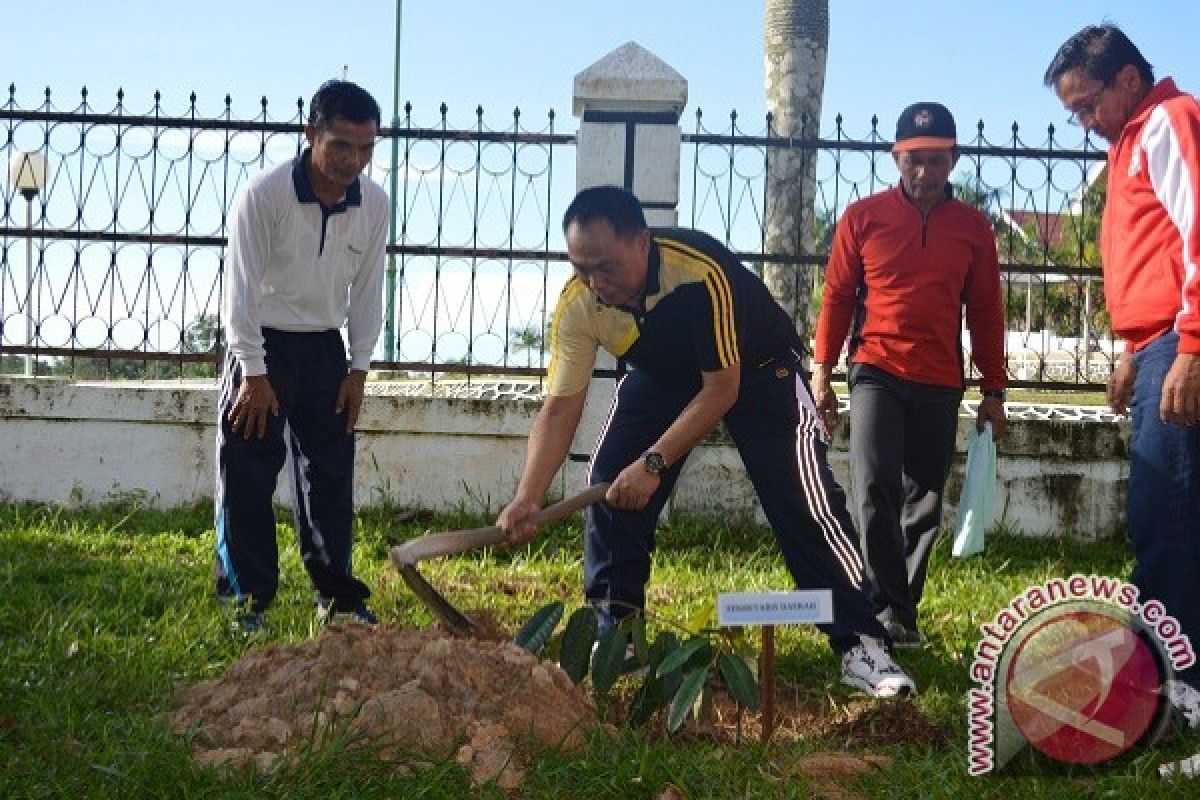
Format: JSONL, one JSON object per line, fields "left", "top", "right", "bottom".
{"left": 1066, "top": 84, "right": 1110, "bottom": 126}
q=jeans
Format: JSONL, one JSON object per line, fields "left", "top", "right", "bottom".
{"left": 1128, "top": 331, "right": 1200, "bottom": 687}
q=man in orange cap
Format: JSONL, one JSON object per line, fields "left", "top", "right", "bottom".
{"left": 811, "top": 101, "right": 1007, "bottom": 648}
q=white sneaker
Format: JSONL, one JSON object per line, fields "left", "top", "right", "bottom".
{"left": 1168, "top": 680, "right": 1200, "bottom": 729}
{"left": 840, "top": 636, "right": 917, "bottom": 698}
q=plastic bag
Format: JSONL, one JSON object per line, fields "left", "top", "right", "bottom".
{"left": 952, "top": 421, "right": 997, "bottom": 558}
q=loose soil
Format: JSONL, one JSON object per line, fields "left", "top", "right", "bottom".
{"left": 631, "top": 681, "right": 951, "bottom": 750}
{"left": 169, "top": 621, "right": 596, "bottom": 790}
{"left": 169, "top": 616, "right": 951, "bottom": 793}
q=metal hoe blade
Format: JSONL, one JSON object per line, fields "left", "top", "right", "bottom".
{"left": 390, "top": 483, "right": 610, "bottom": 635}
{"left": 394, "top": 563, "right": 478, "bottom": 636}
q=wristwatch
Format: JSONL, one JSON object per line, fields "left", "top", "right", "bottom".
{"left": 982, "top": 389, "right": 1006, "bottom": 401}
{"left": 641, "top": 451, "right": 668, "bottom": 476}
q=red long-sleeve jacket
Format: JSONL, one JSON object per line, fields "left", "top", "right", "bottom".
{"left": 813, "top": 186, "right": 1006, "bottom": 390}
{"left": 1101, "top": 78, "right": 1200, "bottom": 354}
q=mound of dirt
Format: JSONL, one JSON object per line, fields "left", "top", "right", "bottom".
{"left": 819, "top": 699, "right": 952, "bottom": 749}
{"left": 169, "top": 623, "right": 597, "bottom": 789}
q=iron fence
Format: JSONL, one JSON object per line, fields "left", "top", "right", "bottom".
{"left": 1, "top": 87, "right": 1109, "bottom": 388}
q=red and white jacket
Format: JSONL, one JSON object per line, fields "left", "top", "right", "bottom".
{"left": 1102, "top": 78, "right": 1200, "bottom": 354}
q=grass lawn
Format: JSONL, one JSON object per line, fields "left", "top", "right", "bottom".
{"left": 1, "top": 500, "right": 1196, "bottom": 799}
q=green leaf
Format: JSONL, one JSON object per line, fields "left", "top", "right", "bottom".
{"left": 513, "top": 601, "right": 563, "bottom": 655}
{"left": 656, "top": 636, "right": 707, "bottom": 679}
{"left": 627, "top": 674, "right": 667, "bottom": 727}
{"left": 630, "top": 615, "right": 649, "bottom": 663}
{"left": 734, "top": 638, "right": 760, "bottom": 679}
{"left": 717, "top": 652, "right": 759, "bottom": 711}
{"left": 590, "top": 626, "right": 627, "bottom": 693}
{"left": 667, "top": 666, "right": 708, "bottom": 733}
{"left": 648, "top": 631, "right": 681, "bottom": 697}
{"left": 692, "top": 684, "right": 709, "bottom": 722}
{"left": 648, "top": 630, "right": 679, "bottom": 669}
{"left": 686, "top": 640, "right": 715, "bottom": 671}
{"left": 558, "top": 607, "right": 598, "bottom": 684}
{"left": 545, "top": 634, "right": 563, "bottom": 663}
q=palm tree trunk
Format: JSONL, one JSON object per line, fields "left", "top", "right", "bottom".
{"left": 764, "top": 0, "right": 828, "bottom": 351}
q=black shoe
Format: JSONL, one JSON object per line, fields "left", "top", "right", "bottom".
{"left": 882, "top": 620, "right": 923, "bottom": 649}
{"left": 234, "top": 610, "right": 266, "bottom": 635}
{"left": 316, "top": 599, "right": 378, "bottom": 626}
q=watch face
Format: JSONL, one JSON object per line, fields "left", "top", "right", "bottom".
{"left": 643, "top": 451, "right": 667, "bottom": 475}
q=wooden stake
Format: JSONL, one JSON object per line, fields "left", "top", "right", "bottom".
{"left": 760, "top": 624, "right": 776, "bottom": 743}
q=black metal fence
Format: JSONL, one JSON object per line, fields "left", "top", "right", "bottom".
{"left": 1, "top": 87, "right": 1109, "bottom": 387}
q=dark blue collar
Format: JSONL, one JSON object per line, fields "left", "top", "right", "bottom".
{"left": 291, "top": 148, "right": 362, "bottom": 212}
{"left": 645, "top": 237, "right": 661, "bottom": 297}
{"left": 609, "top": 237, "right": 661, "bottom": 315}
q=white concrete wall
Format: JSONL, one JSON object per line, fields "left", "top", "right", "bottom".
{"left": 0, "top": 379, "right": 1128, "bottom": 538}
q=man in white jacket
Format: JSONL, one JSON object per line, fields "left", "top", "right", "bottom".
{"left": 215, "top": 80, "right": 388, "bottom": 632}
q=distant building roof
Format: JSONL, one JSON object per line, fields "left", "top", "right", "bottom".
{"left": 1007, "top": 210, "right": 1067, "bottom": 248}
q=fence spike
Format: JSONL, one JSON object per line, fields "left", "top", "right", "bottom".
{"left": 0, "top": 94, "right": 1109, "bottom": 384}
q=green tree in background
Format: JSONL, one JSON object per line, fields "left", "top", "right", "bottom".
{"left": 953, "top": 172, "right": 1110, "bottom": 341}
{"left": 48, "top": 314, "right": 223, "bottom": 380}
{"left": 508, "top": 323, "right": 547, "bottom": 368}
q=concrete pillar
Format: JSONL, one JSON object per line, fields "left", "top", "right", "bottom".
{"left": 572, "top": 42, "right": 688, "bottom": 226}
{"left": 561, "top": 42, "right": 689, "bottom": 493}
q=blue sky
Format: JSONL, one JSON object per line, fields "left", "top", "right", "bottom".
{"left": 7, "top": 2, "right": 1200, "bottom": 142}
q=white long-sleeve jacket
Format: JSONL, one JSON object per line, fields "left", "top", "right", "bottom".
{"left": 221, "top": 152, "right": 388, "bottom": 376}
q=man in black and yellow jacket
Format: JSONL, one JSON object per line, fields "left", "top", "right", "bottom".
{"left": 497, "top": 185, "right": 915, "bottom": 698}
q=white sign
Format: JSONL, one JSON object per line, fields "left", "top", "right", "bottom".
{"left": 717, "top": 590, "right": 833, "bottom": 627}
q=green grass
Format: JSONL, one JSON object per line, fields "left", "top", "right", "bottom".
{"left": 1, "top": 500, "right": 1196, "bottom": 798}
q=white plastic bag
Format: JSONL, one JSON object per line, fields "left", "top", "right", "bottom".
{"left": 952, "top": 421, "right": 997, "bottom": 558}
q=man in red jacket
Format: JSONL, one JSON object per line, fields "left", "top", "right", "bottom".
{"left": 1046, "top": 24, "right": 1200, "bottom": 726}
{"left": 811, "top": 101, "right": 1007, "bottom": 648}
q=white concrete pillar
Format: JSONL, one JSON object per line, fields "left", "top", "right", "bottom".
{"left": 572, "top": 42, "right": 688, "bottom": 227}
